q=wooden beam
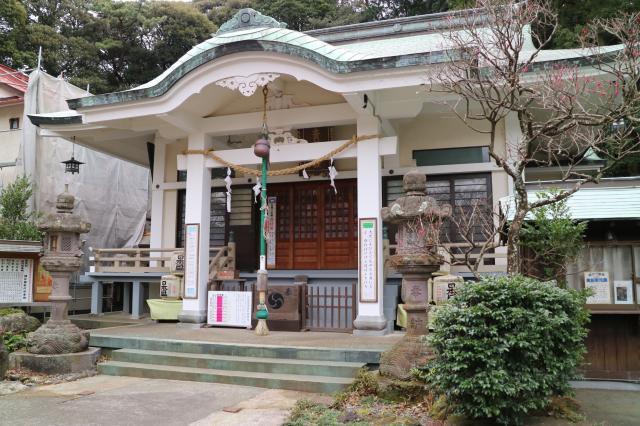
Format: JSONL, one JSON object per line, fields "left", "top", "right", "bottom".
{"left": 201, "top": 103, "right": 356, "bottom": 136}
{"left": 177, "top": 136, "right": 398, "bottom": 170}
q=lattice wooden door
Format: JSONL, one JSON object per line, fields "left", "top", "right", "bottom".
{"left": 270, "top": 180, "right": 357, "bottom": 269}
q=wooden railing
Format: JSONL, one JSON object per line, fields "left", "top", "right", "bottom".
{"left": 90, "top": 248, "right": 179, "bottom": 273}
{"left": 91, "top": 242, "right": 236, "bottom": 276}
{"left": 386, "top": 242, "right": 507, "bottom": 275}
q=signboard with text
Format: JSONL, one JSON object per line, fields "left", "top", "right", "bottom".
{"left": 584, "top": 271, "right": 611, "bottom": 304}
{"left": 0, "top": 258, "right": 34, "bottom": 303}
{"left": 184, "top": 223, "right": 200, "bottom": 299}
{"left": 358, "top": 218, "right": 378, "bottom": 303}
{"left": 207, "top": 291, "right": 252, "bottom": 327}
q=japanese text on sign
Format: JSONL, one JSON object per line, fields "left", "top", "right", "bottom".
{"left": 0, "top": 258, "right": 33, "bottom": 303}
{"left": 207, "top": 291, "right": 252, "bottom": 327}
{"left": 184, "top": 224, "right": 200, "bottom": 299}
{"left": 359, "top": 218, "right": 378, "bottom": 303}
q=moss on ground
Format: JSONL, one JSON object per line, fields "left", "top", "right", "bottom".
{"left": 284, "top": 369, "right": 590, "bottom": 425}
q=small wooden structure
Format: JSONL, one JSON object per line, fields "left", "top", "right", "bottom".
{"left": 88, "top": 244, "right": 236, "bottom": 319}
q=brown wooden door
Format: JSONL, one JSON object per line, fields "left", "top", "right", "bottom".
{"left": 270, "top": 180, "right": 357, "bottom": 269}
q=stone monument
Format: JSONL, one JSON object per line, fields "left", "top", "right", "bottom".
{"left": 11, "top": 186, "right": 100, "bottom": 373}
{"left": 379, "top": 170, "right": 450, "bottom": 380}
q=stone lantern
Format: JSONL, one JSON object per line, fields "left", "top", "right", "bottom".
{"left": 26, "top": 185, "right": 91, "bottom": 354}
{"left": 379, "top": 170, "right": 451, "bottom": 379}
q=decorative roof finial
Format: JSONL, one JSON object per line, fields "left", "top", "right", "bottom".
{"left": 216, "top": 8, "right": 287, "bottom": 35}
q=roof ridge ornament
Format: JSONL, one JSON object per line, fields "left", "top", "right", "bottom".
{"left": 216, "top": 8, "right": 287, "bottom": 35}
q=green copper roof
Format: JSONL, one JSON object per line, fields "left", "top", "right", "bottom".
{"left": 64, "top": 8, "right": 620, "bottom": 111}
{"left": 66, "top": 8, "right": 449, "bottom": 110}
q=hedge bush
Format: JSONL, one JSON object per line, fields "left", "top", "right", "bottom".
{"left": 418, "top": 275, "right": 590, "bottom": 425}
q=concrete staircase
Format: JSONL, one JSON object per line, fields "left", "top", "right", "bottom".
{"left": 93, "top": 335, "right": 380, "bottom": 394}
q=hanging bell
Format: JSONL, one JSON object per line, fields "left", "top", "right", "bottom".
{"left": 253, "top": 136, "right": 270, "bottom": 158}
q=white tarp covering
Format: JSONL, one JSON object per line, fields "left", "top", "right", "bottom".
{"left": 17, "top": 70, "right": 149, "bottom": 259}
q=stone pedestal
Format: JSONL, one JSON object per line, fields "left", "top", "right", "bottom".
{"left": 26, "top": 320, "right": 89, "bottom": 355}
{"left": 379, "top": 263, "right": 439, "bottom": 380}
{"left": 378, "top": 170, "right": 450, "bottom": 380}
{"left": 10, "top": 347, "right": 101, "bottom": 374}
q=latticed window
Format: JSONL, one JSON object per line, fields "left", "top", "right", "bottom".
{"left": 385, "top": 173, "right": 493, "bottom": 243}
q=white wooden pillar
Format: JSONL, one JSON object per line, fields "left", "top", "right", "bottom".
{"left": 179, "top": 132, "right": 212, "bottom": 325}
{"left": 150, "top": 138, "right": 168, "bottom": 251}
{"left": 353, "top": 114, "right": 388, "bottom": 335}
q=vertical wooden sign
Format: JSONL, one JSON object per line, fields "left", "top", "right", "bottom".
{"left": 184, "top": 223, "right": 200, "bottom": 299}
{"left": 358, "top": 217, "right": 378, "bottom": 303}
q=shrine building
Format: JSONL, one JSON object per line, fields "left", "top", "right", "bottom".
{"left": 27, "top": 8, "right": 621, "bottom": 335}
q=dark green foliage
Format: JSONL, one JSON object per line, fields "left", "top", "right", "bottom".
{"left": 0, "top": 176, "right": 42, "bottom": 242}
{"left": 418, "top": 275, "right": 590, "bottom": 425}
{"left": 363, "top": 0, "right": 450, "bottom": 20}
{"left": 520, "top": 190, "right": 587, "bottom": 286}
{"left": 3, "top": 1, "right": 640, "bottom": 94}
{"left": 0, "top": 307, "right": 24, "bottom": 316}
{"left": 2, "top": 331, "right": 27, "bottom": 352}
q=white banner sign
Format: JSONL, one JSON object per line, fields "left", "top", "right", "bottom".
{"left": 207, "top": 291, "right": 252, "bottom": 327}
{"left": 358, "top": 218, "right": 378, "bottom": 303}
{"left": 184, "top": 223, "right": 200, "bottom": 299}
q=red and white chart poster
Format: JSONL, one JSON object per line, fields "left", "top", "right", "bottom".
{"left": 207, "top": 291, "right": 252, "bottom": 327}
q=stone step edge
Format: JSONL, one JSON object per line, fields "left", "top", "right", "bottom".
{"left": 112, "top": 348, "right": 366, "bottom": 368}
{"left": 90, "top": 335, "right": 383, "bottom": 362}
{"left": 99, "top": 361, "right": 354, "bottom": 384}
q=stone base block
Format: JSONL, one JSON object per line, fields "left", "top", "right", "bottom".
{"left": 352, "top": 328, "right": 390, "bottom": 336}
{"left": 9, "top": 347, "right": 101, "bottom": 374}
{"left": 178, "top": 309, "right": 207, "bottom": 324}
{"left": 176, "top": 322, "right": 204, "bottom": 329}
{"left": 379, "top": 335, "right": 434, "bottom": 380}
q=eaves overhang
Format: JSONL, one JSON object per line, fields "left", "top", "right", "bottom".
{"left": 66, "top": 40, "right": 452, "bottom": 111}
{"left": 28, "top": 113, "right": 82, "bottom": 126}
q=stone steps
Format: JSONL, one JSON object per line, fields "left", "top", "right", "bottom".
{"left": 92, "top": 335, "right": 382, "bottom": 393}
{"left": 98, "top": 360, "right": 354, "bottom": 394}
{"left": 90, "top": 334, "right": 382, "bottom": 363}
{"left": 110, "top": 348, "right": 364, "bottom": 378}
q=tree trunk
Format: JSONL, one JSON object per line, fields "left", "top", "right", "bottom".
{"left": 507, "top": 209, "right": 527, "bottom": 275}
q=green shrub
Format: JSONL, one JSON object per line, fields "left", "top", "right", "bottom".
{"left": 0, "top": 307, "right": 24, "bottom": 316}
{"left": 2, "top": 331, "right": 27, "bottom": 352}
{"left": 0, "top": 176, "right": 42, "bottom": 241}
{"left": 418, "top": 275, "right": 590, "bottom": 425}
{"left": 520, "top": 189, "right": 586, "bottom": 286}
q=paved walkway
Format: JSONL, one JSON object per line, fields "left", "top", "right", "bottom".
{"left": 0, "top": 376, "right": 329, "bottom": 426}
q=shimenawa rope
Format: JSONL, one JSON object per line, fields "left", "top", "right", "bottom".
{"left": 182, "top": 133, "right": 379, "bottom": 177}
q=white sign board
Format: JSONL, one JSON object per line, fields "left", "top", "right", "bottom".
{"left": 585, "top": 271, "right": 611, "bottom": 304}
{"left": 184, "top": 223, "right": 200, "bottom": 299}
{"left": 0, "top": 258, "right": 34, "bottom": 303}
{"left": 358, "top": 218, "right": 378, "bottom": 303}
{"left": 614, "top": 280, "right": 634, "bottom": 304}
{"left": 266, "top": 196, "right": 277, "bottom": 268}
{"left": 207, "top": 291, "right": 252, "bottom": 327}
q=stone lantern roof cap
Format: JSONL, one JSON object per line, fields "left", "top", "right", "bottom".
{"left": 37, "top": 185, "right": 91, "bottom": 234}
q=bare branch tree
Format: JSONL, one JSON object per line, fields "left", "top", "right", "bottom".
{"left": 441, "top": 197, "right": 507, "bottom": 279}
{"left": 428, "top": 0, "right": 640, "bottom": 273}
